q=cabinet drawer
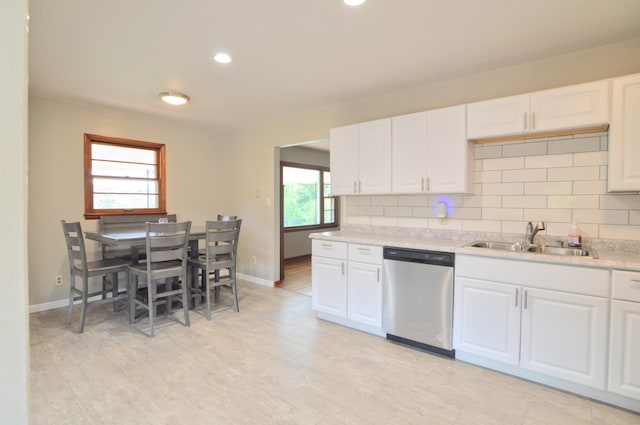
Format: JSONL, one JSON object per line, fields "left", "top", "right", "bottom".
{"left": 312, "top": 240, "right": 347, "bottom": 259}
{"left": 348, "top": 244, "right": 382, "bottom": 265}
{"left": 612, "top": 270, "right": 640, "bottom": 302}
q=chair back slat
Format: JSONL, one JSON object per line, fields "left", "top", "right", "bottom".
{"left": 61, "top": 220, "right": 88, "bottom": 272}
{"left": 205, "top": 219, "right": 241, "bottom": 262}
{"left": 144, "top": 221, "right": 191, "bottom": 277}
{"left": 99, "top": 214, "right": 177, "bottom": 259}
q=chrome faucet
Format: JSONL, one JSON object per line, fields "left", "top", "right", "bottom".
{"left": 526, "top": 221, "right": 546, "bottom": 245}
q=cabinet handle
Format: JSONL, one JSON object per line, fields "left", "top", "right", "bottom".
{"left": 321, "top": 243, "right": 333, "bottom": 248}
{"left": 524, "top": 290, "right": 528, "bottom": 309}
{"left": 531, "top": 112, "right": 536, "bottom": 129}
{"left": 523, "top": 112, "right": 528, "bottom": 130}
{"left": 377, "top": 267, "right": 380, "bottom": 282}
{"left": 421, "top": 177, "right": 425, "bottom": 192}
{"left": 341, "top": 262, "right": 345, "bottom": 276}
{"left": 353, "top": 181, "right": 357, "bottom": 193}
{"left": 356, "top": 247, "right": 370, "bottom": 252}
{"left": 515, "top": 288, "right": 519, "bottom": 307}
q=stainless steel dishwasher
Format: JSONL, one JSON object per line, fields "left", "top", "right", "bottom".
{"left": 382, "top": 247, "right": 455, "bottom": 357}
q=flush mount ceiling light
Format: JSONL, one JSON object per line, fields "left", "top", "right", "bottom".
{"left": 214, "top": 52, "right": 232, "bottom": 64}
{"left": 159, "top": 91, "right": 190, "bottom": 106}
{"left": 344, "top": 0, "right": 366, "bottom": 5}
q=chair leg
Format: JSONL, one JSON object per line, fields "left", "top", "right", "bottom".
{"left": 78, "top": 277, "right": 89, "bottom": 333}
{"left": 112, "top": 272, "right": 119, "bottom": 312}
{"left": 148, "top": 281, "right": 155, "bottom": 337}
{"left": 129, "top": 274, "right": 136, "bottom": 325}
{"left": 205, "top": 267, "right": 212, "bottom": 320}
{"left": 231, "top": 268, "right": 239, "bottom": 313}
{"left": 65, "top": 273, "right": 75, "bottom": 327}
{"left": 182, "top": 277, "right": 190, "bottom": 327}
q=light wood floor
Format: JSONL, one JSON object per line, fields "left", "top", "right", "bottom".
{"left": 278, "top": 255, "right": 312, "bottom": 297}
{"left": 29, "top": 280, "right": 640, "bottom": 424}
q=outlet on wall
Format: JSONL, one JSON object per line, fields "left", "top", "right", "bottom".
{"left": 55, "top": 275, "right": 63, "bottom": 286}
{"left": 251, "top": 256, "right": 257, "bottom": 265}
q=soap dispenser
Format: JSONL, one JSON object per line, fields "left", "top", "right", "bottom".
{"left": 567, "top": 223, "right": 582, "bottom": 248}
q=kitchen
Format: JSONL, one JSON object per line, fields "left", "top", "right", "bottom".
{"left": 5, "top": 0, "right": 640, "bottom": 423}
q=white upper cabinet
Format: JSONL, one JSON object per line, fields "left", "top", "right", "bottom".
{"left": 392, "top": 105, "right": 472, "bottom": 194}
{"left": 330, "top": 118, "right": 392, "bottom": 195}
{"left": 467, "top": 80, "right": 610, "bottom": 140}
{"left": 608, "top": 73, "right": 640, "bottom": 192}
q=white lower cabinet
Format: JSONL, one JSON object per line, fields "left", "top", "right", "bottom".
{"left": 520, "top": 288, "right": 608, "bottom": 389}
{"left": 312, "top": 240, "right": 383, "bottom": 335}
{"left": 609, "top": 270, "right": 640, "bottom": 400}
{"left": 454, "top": 255, "right": 610, "bottom": 390}
{"left": 453, "top": 277, "right": 520, "bottom": 365}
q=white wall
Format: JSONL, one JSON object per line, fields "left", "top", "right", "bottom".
{"left": 226, "top": 38, "right": 640, "bottom": 283}
{"left": 28, "top": 96, "right": 226, "bottom": 308}
{"left": 0, "top": 0, "right": 29, "bottom": 422}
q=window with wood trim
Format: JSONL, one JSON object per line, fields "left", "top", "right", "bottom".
{"left": 281, "top": 161, "right": 338, "bottom": 230}
{"left": 84, "top": 134, "right": 166, "bottom": 218}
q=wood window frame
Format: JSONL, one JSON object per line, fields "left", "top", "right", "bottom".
{"left": 84, "top": 133, "right": 167, "bottom": 219}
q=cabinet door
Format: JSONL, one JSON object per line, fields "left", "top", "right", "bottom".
{"left": 609, "top": 300, "right": 640, "bottom": 400}
{"left": 330, "top": 124, "right": 359, "bottom": 195}
{"left": 426, "top": 105, "right": 471, "bottom": 193}
{"left": 312, "top": 256, "right": 347, "bottom": 318}
{"left": 347, "top": 261, "right": 382, "bottom": 328}
{"left": 391, "top": 112, "right": 428, "bottom": 194}
{"left": 358, "top": 118, "right": 392, "bottom": 194}
{"left": 466, "top": 94, "right": 529, "bottom": 139}
{"left": 530, "top": 80, "right": 609, "bottom": 132}
{"left": 520, "top": 288, "right": 608, "bottom": 389}
{"left": 453, "top": 277, "right": 521, "bottom": 365}
{"left": 608, "top": 73, "right": 640, "bottom": 192}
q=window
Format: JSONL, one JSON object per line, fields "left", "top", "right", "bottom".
{"left": 281, "top": 161, "right": 338, "bottom": 230}
{"left": 84, "top": 134, "right": 166, "bottom": 218}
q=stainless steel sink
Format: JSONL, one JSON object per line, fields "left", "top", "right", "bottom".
{"left": 526, "top": 244, "right": 598, "bottom": 258}
{"left": 466, "top": 241, "right": 598, "bottom": 259}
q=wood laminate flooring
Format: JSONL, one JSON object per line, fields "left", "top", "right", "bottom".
{"left": 29, "top": 279, "right": 640, "bottom": 424}
{"left": 278, "top": 255, "right": 312, "bottom": 297}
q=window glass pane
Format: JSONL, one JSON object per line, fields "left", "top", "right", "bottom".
{"left": 93, "top": 178, "right": 159, "bottom": 195}
{"left": 323, "top": 197, "right": 335, "bottom": 224}
{"left": 93, "top": 194, "right": 159, "bottom": 209}
{"left": 323, "top": 171, "right": 332, "bottom": 196}
{"left": 92, "top": 144, "right": 156, "bottom": 164}
{"left": 283, "top": 166, "right": 320, "bottom": 227}
{"left": 92, "top": 160, "right": 157, "bottom": 178}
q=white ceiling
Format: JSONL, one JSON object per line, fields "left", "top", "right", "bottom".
{"left": 29, "top": 0, "right": 640, "bottom": 134}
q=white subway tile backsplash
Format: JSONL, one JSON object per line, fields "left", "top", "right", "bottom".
{"left": 600, "top": 225, "right": 640, "bottom": 240}
{"left": 346, "top": 215, "right": 371, "bottom": 225}
{"left": 475, "top": 159, "right": 483, "bottom": 171}
{"left": 501, "top": 220, "right": 528, "bottom": 235}
{"left": 397, "top": 195, "right": 429, "bottom": 206}
{"left": 525, "top": 154, "right": 572, "bottom": 169}
{"left": 475, "top": 170, "right": 502, "bottom": 183}
{"left": 502, "top": 141, "right": 547, "bottom": 158}
{"left": 572, "top": 209, "right": 629, "bottom": 225}
{"left": 547, "top": 195, "right": 599, "bottom": 209}
{"left": 523, "top": 208, "right": 572, "bottom": 223}
{"left": 372, "top": 196, "right": 399, "bottom": 206}
{"left": 484, "top": 157, "right": 524, "bottom": 171}
{"left": 524, "top": 182, "right": 572, "bottom": 195}
{"left": 502, "top": 169, "right": 547, "bottom": 183}
{"left": 483, "top": 208, "right": 523, "bottom": 221}
{"left": 502, "top": 195, "right": 547, "bottom": 209}
{"left": 547, "top": 136, "right": 600, "bottom": 154}
{"left": 474, "top": 144, "right": 502, "bottom": 160}
{"left": 359, "top": 206, "right": 384, "bottom": 216}
{"left": 573, "top": 180, "right": 607, "bottom": 195}
{"left": 600, "top": 194, "right": 640, "bottom": 210}
{"left": 483, "top": 182, "right": 524, "bottom": 196}
{"left": 451, "top": 207, "right": 482, "bottom": 220}
{"left": 430, "top": 195, "right": 463, "bottom": 207}
{"left": 384, "top": 206, "right": 412, "bottom": 217}
{"left": 600, "top": 136, "right": 608, "bottom": 151}
{"left": 412, "top": 207, "right": 435, "bottom": 218}
{"left": 397, "top": 217, "right": 429, "bottom": 229}
{"left": 573, "top": 151, "right": 608, "bottom": 166}
{"left": 346, "top": 196, "right": 372, "bottom": 206}
{"left": 630, "top": 211, "right": 640, "bottom": 225}
{"left": 428, "top": 218, "right": 462, "bottom": 230}
{"left": 600, "top": 165, "right": 607, "bottom": 180}
{"left": 548, "top": 166, "right": 600, "bottom": 182}
{"left": 462, "top": 195, "right": 502, "bottom": 208}
{"left": 463, "top": 220, "right": 502, "bottom": 232}
{"left": 371, "top": 216, "right": 399, "bottom": 226}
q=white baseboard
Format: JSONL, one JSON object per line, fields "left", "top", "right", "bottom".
{"left": 237, "top": 273, "right": 275, "bottom": 288}
{"left": 31, "top": 274, "right": 274, "bottom": 313}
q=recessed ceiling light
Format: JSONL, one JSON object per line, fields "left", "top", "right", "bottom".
{"left": 159, "top": 92, "right": 190, "bottom": 106}
{"left": 214, "top": 52, "right": 232, "bottom": 64}
{"left": 344, "top": 0, "right": 366, "bottom": 6}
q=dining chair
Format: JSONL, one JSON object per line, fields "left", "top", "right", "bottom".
{"left": 189, "top": 219, "right": 242, "bottom": 320}
{"left": 128, "top": 221, "right": 192, "bottom": 336}
{"left": 61, "top": 220, "right": 130, "bottom": 333}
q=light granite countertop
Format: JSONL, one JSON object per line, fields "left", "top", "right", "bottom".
{"left": 310, "top": 230, "right": 640, "bottom": 272}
